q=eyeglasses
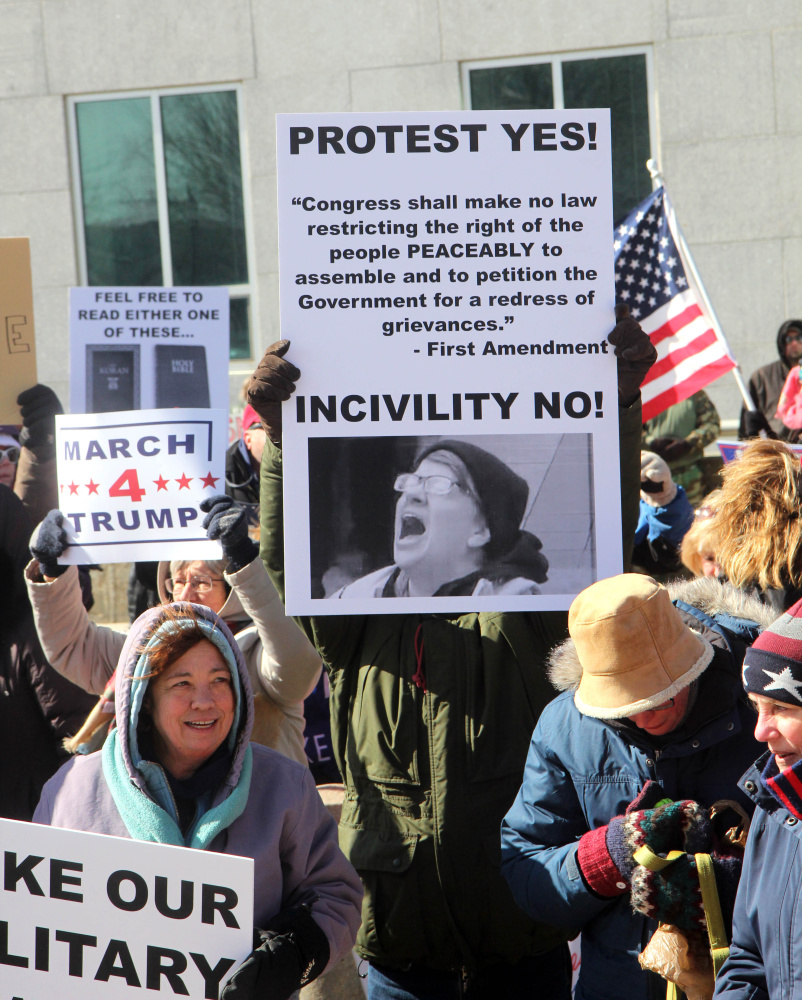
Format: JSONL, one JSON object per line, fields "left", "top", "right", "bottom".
{"left": 165, "top": 573, "right": 224, "bottom": 595}
{"left": 394, "top": 473, "right": 473, "bottom": 498}
{"left": 0, "top": 446, "right": 19, "bottom": 464}
{"left": 784, "top": 332, "right": 802, "bottom": 344}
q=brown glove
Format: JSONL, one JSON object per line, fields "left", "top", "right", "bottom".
{"left": 608, "top": 304, "right": 658, "bottom": 406}
{"left": 246, "top": 340, "right": 300, "bottom": 447}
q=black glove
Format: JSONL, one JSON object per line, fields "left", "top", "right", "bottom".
{"left": 30, "top": 510, "right": 69, "bottom": 578}
{"left": 743, "top": 408, "right": 778, "bottom": 440}
{"left": 608, "top": 304, "right": 658, "bottom": 406}
{"left": 246, "top": 340, "right": 300, "bottom": 447}
{"left": 200, "top": 494, "right": 257, "bottom": 572}
{"left": 221, "top": 905, "right": 330, "bottom": 1000}
{"left": 17, "top": 384, "right": 63, "bottom": 456}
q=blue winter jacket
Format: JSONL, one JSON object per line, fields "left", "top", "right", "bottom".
{"left": 500, "top": 604, "right": 763, "bottom": 1000}
{"left": 714, "top": 753, "right": 802, "bottom": 1000}
{"left": 635, "top": 486, "right": 694, "bottom": 550}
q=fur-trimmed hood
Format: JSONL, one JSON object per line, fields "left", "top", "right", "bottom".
{"left": 548, "top": 577, "right": 779, "bottom": 693}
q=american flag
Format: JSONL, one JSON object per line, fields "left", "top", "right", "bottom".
{"left": 614, "top": 186, "right": 735, "bottom": 421}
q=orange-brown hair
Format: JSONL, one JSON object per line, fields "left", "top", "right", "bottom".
{"left": 136, "top": 604, "right": 219, "bottom": 680}
{"left": 711, "top": 440, "right": 802, "bottom": 590}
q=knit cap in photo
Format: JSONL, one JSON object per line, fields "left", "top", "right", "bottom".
{"left": 743, "top": 597, "right": 802, "bottom": 705}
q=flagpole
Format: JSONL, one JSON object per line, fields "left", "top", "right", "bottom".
{"left": 646, "top": 159, "right": 756, "bottom": 412}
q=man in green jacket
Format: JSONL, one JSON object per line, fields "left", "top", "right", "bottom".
{"left": 252, "top": 311, "right": 655, "bottom": 1000}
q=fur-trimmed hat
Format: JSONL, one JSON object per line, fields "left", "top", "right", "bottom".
{"left": 570, "top": 574, "right": 714, "bottom": 719}
{"left": 743, "top": 596, "right": 802, "bottom": 705}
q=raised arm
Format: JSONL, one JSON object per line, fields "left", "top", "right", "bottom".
{"left": 201, "top": 495, "right": 323, "bottom": 707}
{"left": 25, "top": 511, "right": 123, "bottom": 695}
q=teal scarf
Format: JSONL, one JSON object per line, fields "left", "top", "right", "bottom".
{"left": 102, "top": 728, "right": 252, "bottom": 849}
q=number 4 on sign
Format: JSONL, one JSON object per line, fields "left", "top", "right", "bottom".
{"left": 109, "top": 468, "right": 146, "bottom": 502}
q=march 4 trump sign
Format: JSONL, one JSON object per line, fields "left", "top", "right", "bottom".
{"left": 55, "top": 409, "right": 228, "bottom": 564}
{"left": 0, "top": 818, "right": 253, "bottom": 999}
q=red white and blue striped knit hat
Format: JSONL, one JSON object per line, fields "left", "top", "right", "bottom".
{"left": 743, "top": 597, "right": 802, "bottom": 706}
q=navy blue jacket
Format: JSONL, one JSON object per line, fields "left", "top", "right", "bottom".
{"left": 714, "top": 753, "right": 802, "bottom": 1000}
{"left": 500, "top": 627, "right": 762, "bottom": 1000}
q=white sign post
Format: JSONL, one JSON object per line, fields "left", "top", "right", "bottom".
{"left": 0, "top": 818, "right": 253, "bottom": 999}
{"left": 55, "top": 408, "right": 228, "bottom": 564}
{"left": 276, "top": 110, "right": 619, "bottom": 614}
{"left": 69, "top": 287, "right": 230, "bottom": 415}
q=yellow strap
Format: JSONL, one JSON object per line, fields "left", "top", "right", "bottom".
{"left": 633, "top": 845, "right": 685, "bottom": 871}
{"left": 666, "top": 982, "right": 678, "bottom": 1000}
{"left": 695, "top": 853, "right": 730, "bottom": 977}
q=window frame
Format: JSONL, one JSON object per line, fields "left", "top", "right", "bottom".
{"left": 460, "top": 45, "right": 659, "bottom": 197}
{"left": 66, "top": 83, "right": 258, "bottom": 362}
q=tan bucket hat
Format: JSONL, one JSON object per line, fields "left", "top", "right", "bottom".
{"left": 570, "top": 574, "right": 713, "bottom": 719}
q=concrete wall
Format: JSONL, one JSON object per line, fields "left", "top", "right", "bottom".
{"left": 0, "top": 0, "right": 800, "bottom": 424}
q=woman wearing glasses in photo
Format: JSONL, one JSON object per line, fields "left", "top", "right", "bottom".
{"left": 23, "top": 496, "right": 323, "bottom": 765}
{"left": 332, "top": 439, "right": 550, "bottom": 599}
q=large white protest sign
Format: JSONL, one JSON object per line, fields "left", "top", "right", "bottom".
{"left": 276, "top": 110, "right": 618, "bottom": 614}
{"left": 55, "top": 408, "right": 227, "bottom": 564}
{"left": 70, "top": 287, "right": 230, "bottom": 415}
{"left": 0, "top": 818, "right": 253, "bottom": 999}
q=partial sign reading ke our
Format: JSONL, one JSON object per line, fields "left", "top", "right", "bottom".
{"left": 55, "top": 408, "right": 228, "bottom": 564}
{"left": 0, "top": 818, "right": 253, "bottom": 1000}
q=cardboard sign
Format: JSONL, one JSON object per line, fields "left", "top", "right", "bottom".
{"left": 276, "top": 110, "right": 619, "bottom": 614}
{"left": 0, "top": 817, "right": 253, "bottom": 999}
{"left": 69, "top": 287, "right": 230, "bottom": 414}
{"left": 55, "top": 408, "right": 228, "bottom": 564}
{"left": 0, "top": 237, "right": 37, "bottom": 424}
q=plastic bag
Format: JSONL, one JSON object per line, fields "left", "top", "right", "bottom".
{"left": 639, "top": 924, "right": 714, "bottom": 1000}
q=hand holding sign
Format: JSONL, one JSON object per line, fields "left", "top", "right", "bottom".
{"left": 221, "top": 905, "right": 331, "bottom": 1000}
{"left": 246, "top": 340, "right": 300, "bottom": 446}
{"left": 201, "top": 494, "right": 258, "bottom": 572}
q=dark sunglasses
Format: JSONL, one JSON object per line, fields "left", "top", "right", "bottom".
{"left": 0, "top": 446, "right": 19, "bottom": 464}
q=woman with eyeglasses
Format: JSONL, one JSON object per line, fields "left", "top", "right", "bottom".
{"left": 332, "top": 439, "right": 549, "bottom": 599}
{"left": 23, "top": 496, "right": 323, "bottom": 766}
{"left": 0, "top": 433, "right": 20, "bottom": 488}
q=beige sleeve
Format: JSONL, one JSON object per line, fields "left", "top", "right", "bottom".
{"left": 24, "top": 560, "right": 126, "bottom": 695}
{"left": 225, "top": 556, "right": 322, "bottom": 709}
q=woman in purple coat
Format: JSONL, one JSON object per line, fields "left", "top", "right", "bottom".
{"left": 34, "top": 601, "right": 363, "bottom": 1000}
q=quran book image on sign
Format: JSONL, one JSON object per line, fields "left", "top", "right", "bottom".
{"left": 154, "top": 344, "right": 210, "bottom": 407}
{"left": 86, "top": 344, "right": 141, "bottom": 412}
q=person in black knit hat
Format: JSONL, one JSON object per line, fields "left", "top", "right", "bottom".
{"left": 332, "top": 437, "right": 549, "bottom": 599}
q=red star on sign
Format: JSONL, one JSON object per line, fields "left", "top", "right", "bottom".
{"left": 68, "top": 482, "right": 79, "bottom": 495}
{"left": 176, "top": 473, "right": 193, "bottom": 490}
{"left": 86, "top": 480, "right": 99, "bottom": 495}
{"left": 153, "top": 475, "right": 169, "bottom": 491}
{"left": 200, "top": 471, "right": 220, "bottom": 489}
